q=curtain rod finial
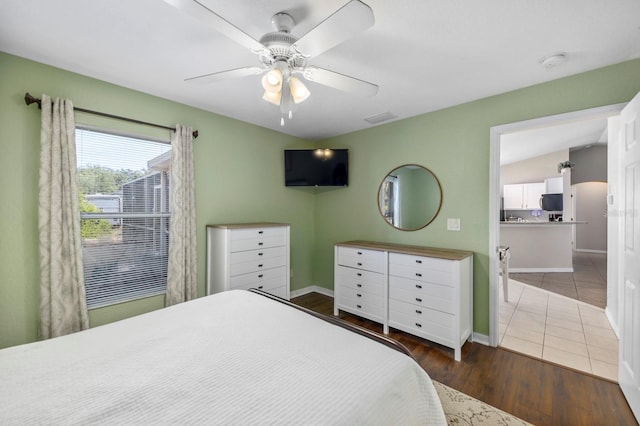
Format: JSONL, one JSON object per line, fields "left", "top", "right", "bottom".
{"left": 24, "top": 92, "right": 42, "bottom": 108}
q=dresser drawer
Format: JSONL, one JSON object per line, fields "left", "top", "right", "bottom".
{"left": 230, "top": 246, "right": 286, "bottom": 276}
{"left": 389, "top": 253, "right": 455, "bottom": 287}
{"left": 389, "top": 298, "right": 455, "bottom": 341}
{"left": 229, "top": 266, "right": 286, "bottom": 290}
{"left": 389, "top": 276, "right": 454, "bottom": 314}
{"left": 337, "top": 247, "right": 386, "bottom": 273}
{"left": 336, "top": 265, "right": 385, "bottom": 296}
{"left": 230, "top": 227, "right": 287, "bottom": 252}
{"left": 337, "top": 287, "right": 385, "bottom": 319}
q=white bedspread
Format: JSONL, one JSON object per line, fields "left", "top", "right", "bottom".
{"left": 1, "top": 290, "right": 446, "bottom": 425}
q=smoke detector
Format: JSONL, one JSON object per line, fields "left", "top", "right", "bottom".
{"left": 539, "top": 52, "right": 568, "bottom": 69}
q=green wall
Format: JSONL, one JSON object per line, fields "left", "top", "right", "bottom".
{"left": 313, "top": 59, "right": 640, "bottom": 335}
{"left": 0, "top": 52, "right": 315, "bottom": 348}
{"left": 2, "top": 50, "right": 639, "bottom": 347}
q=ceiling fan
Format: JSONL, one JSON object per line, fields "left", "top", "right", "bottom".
{"left": 164, "top": 0, "right": 378, "bottom": 126}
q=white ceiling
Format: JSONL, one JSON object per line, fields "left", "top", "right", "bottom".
{"left": 2, "top": 0, "right": 639, "bottom": 141}
{"left": 500, "top": 117, "right": 609, "bottom": 165}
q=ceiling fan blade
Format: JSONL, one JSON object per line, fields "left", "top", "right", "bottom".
{"left": 185, "top": 67, "right": 264, "bottom": 84}
{"left": 164, "top": 0, "right": 265, "bottom": 52}
{"left": 293, "top": 0, "right": 374, "bottom": 58}
{"left": 302, "top": 66, "right": 378, "bottom": 97}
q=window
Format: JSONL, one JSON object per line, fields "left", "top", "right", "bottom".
{"left": 76, "top": 128, "right": 172, "bottom": 308}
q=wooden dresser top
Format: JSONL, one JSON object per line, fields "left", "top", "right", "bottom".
{"left": 206, "top": 222, "right": 289, "bottom": 229}
{"left": 336, "top": 240, "right": 473, "bottom": 261}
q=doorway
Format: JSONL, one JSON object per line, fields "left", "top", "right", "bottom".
{"left": 489, "top": 103, "right": 626, "bottom": 377}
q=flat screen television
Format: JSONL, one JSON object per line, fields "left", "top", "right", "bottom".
{"left": 284, "top": 149, "right": 348, "bottom": 187}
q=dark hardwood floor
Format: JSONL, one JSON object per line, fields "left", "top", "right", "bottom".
{"left": 292, "top": 292, "right": 638, "bottom": 426}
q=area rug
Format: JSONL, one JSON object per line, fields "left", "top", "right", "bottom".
{"left": 433, "top": 380, "right": 533, "bottom": 425}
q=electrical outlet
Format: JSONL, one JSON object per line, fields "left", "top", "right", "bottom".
{"left": 447, "top": 218, "right": 461, "bottom": 231}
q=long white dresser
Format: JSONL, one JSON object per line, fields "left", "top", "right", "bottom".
{"left": 334, "top": 241, "right": 473, "bottom": 361}
{"left": 206, "top": 223, "right": 290, "bottom": 300}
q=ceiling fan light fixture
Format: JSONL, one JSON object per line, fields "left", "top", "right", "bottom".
{"left": 261, "top": 68, "right": 283, "bottom": 93}
{"left": 289, "top": 76, "right": 310, "bottom": 104}
{"left": 262, "top": 90, "right": 282, "bottom": 105}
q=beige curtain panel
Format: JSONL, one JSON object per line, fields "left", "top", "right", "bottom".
{"left": 38, "top": 94, "right": 89, "bottom": 339}
{"left": 166, "top": 124, "right": 197, "bottom": 306}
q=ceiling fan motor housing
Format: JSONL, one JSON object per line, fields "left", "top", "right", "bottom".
{"left": 258, "top": 13, "right": 307, "bottom": 69}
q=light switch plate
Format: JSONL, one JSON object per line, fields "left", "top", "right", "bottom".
{"left": 447, "top": 218, "right": 461, "bottom": 231}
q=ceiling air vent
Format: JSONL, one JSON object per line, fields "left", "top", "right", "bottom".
{"left": 364, "top": 112, "right": 397, "bottom": 124}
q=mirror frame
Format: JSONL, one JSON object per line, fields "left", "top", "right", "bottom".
{"left": 377, "top": 163, "right": 443, "bottom": 231}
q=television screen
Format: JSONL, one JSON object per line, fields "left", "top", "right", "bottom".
{"left": 284, "top": 149, "right": 348, "bottom": 187}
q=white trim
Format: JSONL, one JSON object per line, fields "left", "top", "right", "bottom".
{"left": 489, "top": 103, "right": 626, "bottom": 348}
{"left": 290, "top": 285, "right": 334, "bottom": 299}
{"left": 76, "top": 123, "right": 171, "bottom": 144}
{"left": 510, "top": 267, "right": 574, "bottom": 273}
{"left": 472, "top": 332, "right": 490, "bottom": 346}
{"left": 575, "top": 249, "right": 607, "bottom": 254}
{"left": 605, "top": 307, "right": 621, "bottom": 339}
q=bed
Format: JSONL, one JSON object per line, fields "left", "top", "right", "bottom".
{"left": 1, "top": 289, "right": 446, "bottom": 425}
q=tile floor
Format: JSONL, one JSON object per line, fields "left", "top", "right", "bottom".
{"left": 499, "top": 279, "right": 618, "bottom": 382}
{"left": 510, "top": 251, "right": 607, "bottom": 308}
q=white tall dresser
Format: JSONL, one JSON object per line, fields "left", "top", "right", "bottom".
{"left": 206, "top": 223, "right": 290, "bottom": 300}
{"left": 334, "top": 240, "right": 473, "bottom": 361}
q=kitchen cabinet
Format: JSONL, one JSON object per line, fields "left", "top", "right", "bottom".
{"left": 503, "top": 182, "right": 545, "bottom": 209}
{"left": 545, "top": 176, "right": 563, "bottom": 193}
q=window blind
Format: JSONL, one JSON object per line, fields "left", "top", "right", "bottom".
{"left": 76, "top": 128, "right": 172, "bottom": 308}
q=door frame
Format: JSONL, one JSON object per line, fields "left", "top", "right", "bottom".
{"left": 488, "top": 103, "right": 627, "bottom": 347}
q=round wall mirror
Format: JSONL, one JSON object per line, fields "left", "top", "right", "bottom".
{"left": 377, "top": 164, "right": 443, "bottom": 231}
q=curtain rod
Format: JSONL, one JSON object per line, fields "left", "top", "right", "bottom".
{"left": 24, "top": 93, "right": 198, "bottom": 139}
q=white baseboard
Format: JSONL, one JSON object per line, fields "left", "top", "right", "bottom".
{"left": 472, "top": 332, "right": 490, "bottom": 346}
{"left": 509, "top": 267, "right": 573, "bottom": 273}
{"left": 290, "top": 285, "right": 334, "bottom": 299}
{"left": 605, "top": 307, "right": 620, "bottom": 339}
{"left": 575, "top": 249, "right": 607, "bottom": 254}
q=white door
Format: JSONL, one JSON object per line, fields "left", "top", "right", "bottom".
{"left": 619, "top": 90, "right": 640, "bottom": 421}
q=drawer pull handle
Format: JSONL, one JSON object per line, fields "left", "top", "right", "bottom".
{"left": 416, "top": 284, "right": 422, "bottom": 289}
{"left": 356, "top": 284, "right": 362, "bottom": 288}
{"left": 258, "top": 252, "right": 264, "bottom": 256}
{"left": 357, "top": 262, "right": 363, "bottom": 266}
{"left": 258, "top": 242, "right": 264, "bottom": 246}
{"left": 415, "top": 323, "right": 422, "bottom": 328}
{"left": 258, "top": 231, "right": 264, "bottom": 234}
{"left": 416, "top": 259, "right": 422, "bottom": 264}
{"left": 416, "top": 309, "right": 422, "bottom": 314}
{"left": 416, "top": 298, "right": 422, "bottom": 302}
{"left": 357, "top": 273, "right": 362, "bottom": 277}
{"left": 258, "top": 274, "right": 264, "bottom": 278}
{"left": 258, "top": 285, "right": 264, "bottom": 289}
{"left": 415, "top": 273, "right": 422, "bottom": 277}
{"left": 357, "top": 251, "right": 363, "bottom": 255}
{"left": 356, "top": 293, "right": 362, "bottom": 298}
{"left": 258, "top": 264, "right": 264, "bottom": 268}
{"left": 356, "top": 304, "right": 362, "bottom": 309}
